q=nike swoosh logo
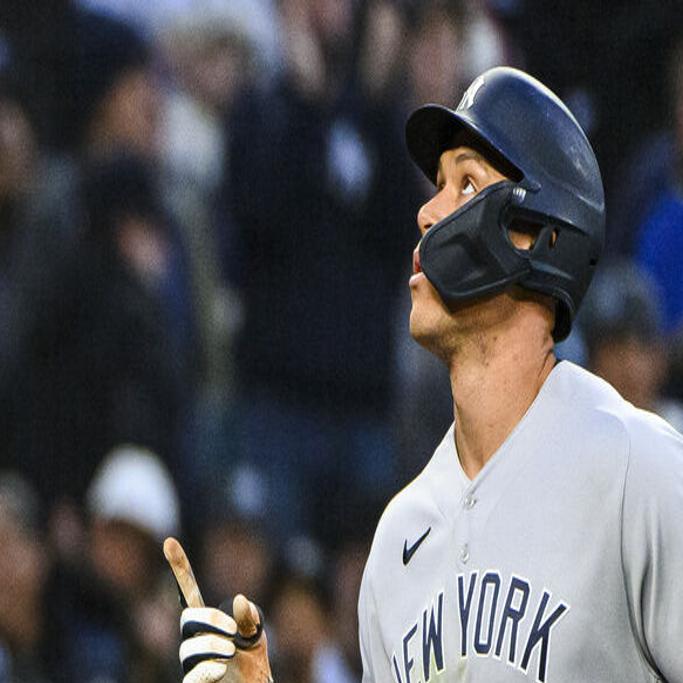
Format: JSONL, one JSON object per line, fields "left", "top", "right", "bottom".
{"left": 402, "top": 527, "right": 432, "bottom": 565}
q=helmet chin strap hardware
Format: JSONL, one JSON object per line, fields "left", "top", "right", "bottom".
{"left": 512, "top": 186, "right": 527, "bottom": 204}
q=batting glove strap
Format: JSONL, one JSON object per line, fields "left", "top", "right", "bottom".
{"left": 182, "top": 607, "right": 237, "bottom": 640}
{"left": 180, "top": 634, "right": 236, "bottom": 674}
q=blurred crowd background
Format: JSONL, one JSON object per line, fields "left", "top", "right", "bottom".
{"left": 1, "top": 0, "right": 683, "bottom": 682}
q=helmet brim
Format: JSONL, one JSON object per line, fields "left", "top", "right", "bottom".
{"left": 406, "top": 104, "right": 465, "bottom": 184}
{"left": 405, "top": 104, "right": 521, "bottom": 186}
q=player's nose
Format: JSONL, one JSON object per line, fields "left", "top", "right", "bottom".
{"left": 417, "top": 194, "right": 450, "bottom": 236}
{"left": 417, "top": 203, "right": 435, "bottom": 236}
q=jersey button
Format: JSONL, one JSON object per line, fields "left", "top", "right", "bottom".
{"left": 463, "top": 494, "right": 477, "bottom": 509}
{"left": 460, "top": 544, "right": 470, "bottom": 564}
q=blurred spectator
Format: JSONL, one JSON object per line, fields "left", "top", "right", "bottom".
{"left": 0, "top": 472, "right": 52, "bottom": 683}
{"left": 326, "top": 537, "right": 373, "bottom": 682}
{"left": 356, "top": 0, "right": 405, "bottom": 104}
{"left": 195, "top": 468, "right": 274, "bottom": 607}
{"left": 156, "top": 10, "right": 266, "bottom": 538}
{"left": 0, "top": 1, "right": 80, "bottom": 151}
{"left": 605, "top": 28, "right": 683, "bottom": 258}
{"left": 223, "top": 0, "right": 420, "bottom": 547}
{"left": 0, "top": 469, "right": 129, "bottom": 683}
{"left": 86, "top": 445, "right": 180, "bottom": 599}
{"left": 406, "top": 0, "right": 468, "bottom": 108}
{"left": 270, "top": 572, "right": 351, "bottom": 683}
{"left": 2, "top": 10, "right": 197, "bottom": 516}
{"left": 579, "top": 260, "right": 683, "bottom": 432}
{"left": 0, "top": 66, "right": 40, "bottom": 473}
{"left": 11, "top": 155, "right": 190, "bottom": 516}
{"left": 161, "top": 13, "right": 253, "bottom": 198}
{"left": 512, "top": 0, "right": 682, "bottom": 204}
{"left": 632, "top": 35, "right": 683, "bottom": 335}
{"left": 77, "top": 0, "right": 282, "bottom": 78}
{"left": 198, "top": 514, "right": 273, "bottom": 610}
{"left": 52, "top": 6, "right": 161, "bottom": 159}
{"left": 158, "top": 8, "right": 256, "bottom": 395}
{"left": 356, "top": 0, "right": 503, "bottom": 106}
{"left": 460, "top": 0, "right": 519, "bottom": 81}
{"left": 0, "top": 74, "right": 36, "bottom": 214}
{"left": 82, "top": 444, "right": 180, "bottom": 683}
{"left": 617, "top": 32, "right": 683, "bottom": 404}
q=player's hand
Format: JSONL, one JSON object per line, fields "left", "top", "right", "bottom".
{"left": 180, "top": 594, "right": 273, "bottom": 683}
{"left": 162, "top": 538, "right": 273, "bottom": 683}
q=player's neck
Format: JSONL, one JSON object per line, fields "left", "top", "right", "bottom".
{"left": 447, "top": 316, "right": 556, "bottom": 479}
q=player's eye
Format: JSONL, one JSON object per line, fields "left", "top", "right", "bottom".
{"left": 462, "top": 178, "right": 475, "bottom": 196}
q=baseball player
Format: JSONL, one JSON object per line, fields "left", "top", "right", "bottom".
{"left": 177, "top": 67, "right": 683, "bottom": 682}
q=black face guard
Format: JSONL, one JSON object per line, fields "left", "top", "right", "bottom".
{"left": 419, "top": 181, "right": 544, "bottom": 305}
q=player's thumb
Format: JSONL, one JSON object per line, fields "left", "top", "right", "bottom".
{"left": 233, "top": 593, "right": 259, "bottom": 638}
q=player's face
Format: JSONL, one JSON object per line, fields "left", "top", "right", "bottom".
{"left": 409, "top": 146, "right": 531, "bottom": 355}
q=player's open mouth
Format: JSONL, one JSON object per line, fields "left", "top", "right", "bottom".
{"left": 412, "top": 247, "right": 422, "bottom": 274}
{"left": 409, "top": 247, "right": 425, "bottom": 287}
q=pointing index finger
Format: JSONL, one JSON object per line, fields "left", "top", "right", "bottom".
{"left": 163, "top": 537, "right": 205, "bottom": 608}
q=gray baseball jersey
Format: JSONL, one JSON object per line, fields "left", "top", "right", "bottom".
{"left": 359, "top": 361, "right": 683, "bottom": 682}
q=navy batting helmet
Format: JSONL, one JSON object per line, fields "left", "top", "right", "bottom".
{"left": 405, "top": 66, "right": 605, "bottom": 341}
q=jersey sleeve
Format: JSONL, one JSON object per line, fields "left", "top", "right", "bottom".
{"left": 620, "top": 415, "right": 683, "bottom": 681}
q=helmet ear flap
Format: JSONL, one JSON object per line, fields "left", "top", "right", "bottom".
{"left": 498, "top": 207, "right": 574, "bottom": 340}
{"left": 519, "top": 220, "right": 598, "bottom": 341}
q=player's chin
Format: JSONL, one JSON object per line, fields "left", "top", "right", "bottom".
{"left": 409, "top": 299, "right": 444, "bottom": 347}
{"left": 409, "top": 317, "right": 432, "bottom": 348}
{"left": 409, "top": 282, "right": 461, "bottom": 357}
{"left": 409, "top": 312, "right": 453, "bottom": 362}
{"left": 410, "top": 276, "right": 448, "bottom": 318}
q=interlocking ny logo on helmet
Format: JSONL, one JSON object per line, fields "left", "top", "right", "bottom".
{"left": 458, "top": 75, "right": 485, "bottom": 110}
{"left": 405, "top": 66, "right": 605, "bottom": 341}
